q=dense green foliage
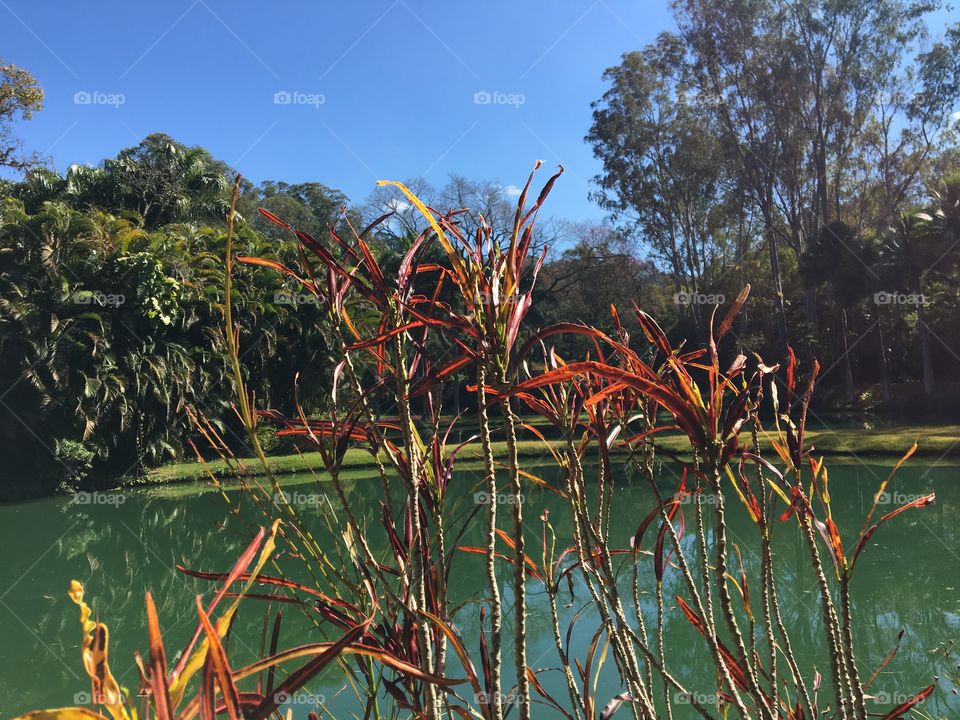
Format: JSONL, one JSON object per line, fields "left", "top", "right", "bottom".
{"left": 0, "top": 135, "right": 345, "bottom": 495}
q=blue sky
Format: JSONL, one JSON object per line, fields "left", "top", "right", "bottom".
{"left": 1, "top": 0, "right": 677, "bottom": 222}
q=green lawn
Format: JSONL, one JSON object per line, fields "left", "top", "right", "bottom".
{"left": 141, "top": 424, "right": 960, "bottom": 487}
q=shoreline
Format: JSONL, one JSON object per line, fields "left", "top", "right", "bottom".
{"left": 2, "top": 425, "right": 956, "bottom": 503}
{"left": 139, "top": 424, "right": 960, "bottom": 487}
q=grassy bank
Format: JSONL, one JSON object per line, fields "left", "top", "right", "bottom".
{"left": 141, "top": 424, "right": 960, "bottom": 487}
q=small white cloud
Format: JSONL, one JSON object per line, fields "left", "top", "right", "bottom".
{"left": 500, "top": 184, "right": 522, "bottom": 197}
{"left": 387, "top": 198, "right": 411, "bottom": 212}
{"left": 951, "top": 110, "right": 960, "bottom": 124}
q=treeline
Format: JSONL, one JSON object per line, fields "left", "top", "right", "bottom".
{"left": 1, "top": 127, "right": 958, "bottom": 497}
{"left": 586, "top": 0, "right": 960, "bottom": 407}
{"left": 0, "top": 134, "right": 648, "bottom": 495}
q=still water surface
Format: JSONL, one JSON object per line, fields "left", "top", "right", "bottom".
{"left": 1, "top": 461, "right": 958, "bottom": 718}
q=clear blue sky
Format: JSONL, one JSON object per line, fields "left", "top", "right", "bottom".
{"left": 1, "top": 0, "right": 676, "bottom": 222}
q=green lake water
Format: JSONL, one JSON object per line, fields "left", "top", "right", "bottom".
{"left": 1, "top": 460, "right": 958, "bottom": 718}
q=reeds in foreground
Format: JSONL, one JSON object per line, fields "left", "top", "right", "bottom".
{"left": 13, "top": 166, "right": 938, "bottom": 720}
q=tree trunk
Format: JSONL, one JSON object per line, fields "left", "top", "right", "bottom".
{"left": 766, "top": 225, "right": 790, "bottom": 357}
{"left": 840, "top": 308, "right": 855, "bottom": 403}
{"left": 816, "top": 136, "right": 830, "bottom": 227}
{"left": 917, "top": 295, "right": 935, "bottom": 398}
{"left": 877, "top": 313, "right": 892, "bottom": 402}
{"left": 803, "top": 286, "right": 817, "bottom": 328}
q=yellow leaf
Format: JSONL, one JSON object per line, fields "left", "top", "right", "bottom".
{"left": 764, "top": 474, "right": 792, "bottom": 509}
{"left": 724, "top": 466, "right": 759, "bottom": 524}
{"left": 67, "top": 583, "right": 130, "bottom": 720}
{"left": 339, "top": 306, "right": 363, "bottom": 342}
{"left": 377, "top": 180, "right": 467, "bottom": 286}
{"left": 12, "top": 710, "right": 111, "bottom": 720}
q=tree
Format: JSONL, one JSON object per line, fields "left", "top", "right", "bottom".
{"left": 0, "top": 183, "right": 340, "bottom": 493}
{"left": 587, "top": 39, "right": 744, "bottom": 334}
{"left": 247, "top": 180, "right": 353, "bottom": 242}
{"left": 878, "top": 210, "right": 943, "bottom": 396}
{"left": 0, "top": 58, "right": 42, "bottom": 171}
{"left": 363, "top": 175, "right": 566, "bottom": 256}
{"left": 535, "top": 224, "right": 667, "bottom": 341}
{"left": 589, "top": 0, "right": 957, "bottom": 372}
{"left": 853, "top": 23, "right": 960, "bottom": 232}
{"left": 66, "top": 133, "right": 229, "bottom": 229}
{"left": 801, "top": 221, "right": 878, "bottom": 402}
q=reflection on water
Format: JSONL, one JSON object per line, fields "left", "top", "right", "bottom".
{"left": 1, "top": 461, "right": 958, "bottom": 718}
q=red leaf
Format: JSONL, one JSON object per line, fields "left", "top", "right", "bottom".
{"left": 145, "top": 593, "right": 172, "bottom": 720}
{"left": 258, "top": 208, "right": 290, "bottom": 229}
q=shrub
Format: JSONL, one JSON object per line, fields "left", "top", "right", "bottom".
{"left": 52, "top": 437, "right": 95, "bottom": 492}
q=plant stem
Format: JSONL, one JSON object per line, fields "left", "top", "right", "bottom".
{"left": 500, "top": 393, "right": 530, "bottom": 719}
{"left": 476, "top": 362, "right": 504, "bottom": 720}
{"left": 707, "top": 459, "right": 775, "bottom": 720}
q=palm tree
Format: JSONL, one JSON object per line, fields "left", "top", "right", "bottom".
{"left": 66, "top": 134, "right": 229, "bottom": 229}
{"left": 0, "top": 198, "right": 115, "bottom": 487}
{"left": 878, "top": 211, "right": 944, "bottom": 397}
{"left": 801, "top": 221, "right": 876, "bottom": 403}
{"left": 930, "top": 173, "right": 960, "bottom": 255}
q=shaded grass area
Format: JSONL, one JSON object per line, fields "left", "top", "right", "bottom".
{"left": 142, "top": 424, "right": 960, "bottom": 486}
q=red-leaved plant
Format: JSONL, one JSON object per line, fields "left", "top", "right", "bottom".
{"left": 14, "top": 167, "right": 938, "bottom": 720}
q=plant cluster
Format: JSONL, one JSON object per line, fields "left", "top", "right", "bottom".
{"left": 13, "top": 167, "right": 940, "bottom": 720}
